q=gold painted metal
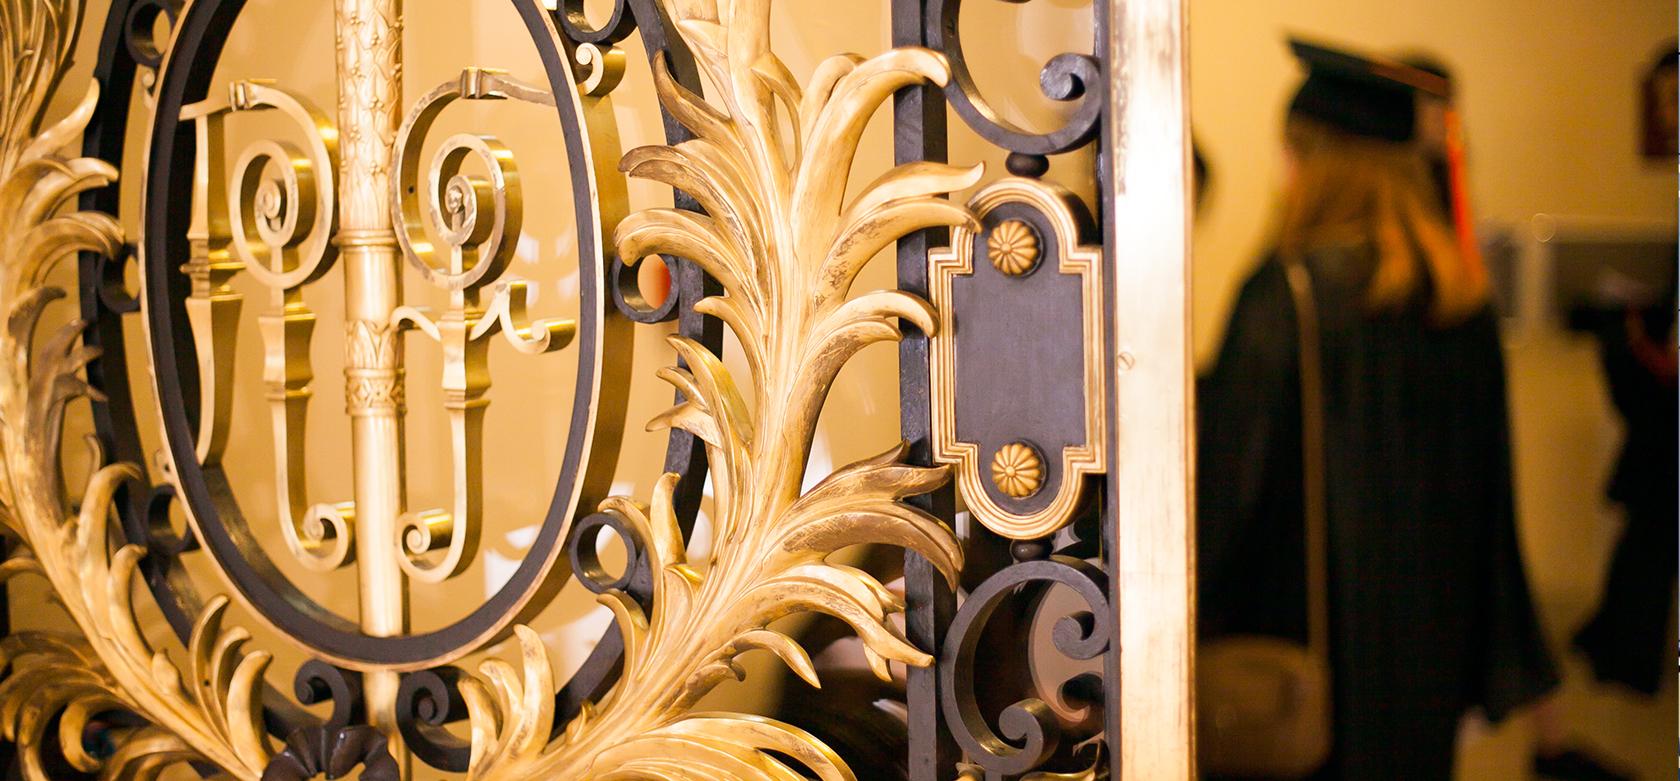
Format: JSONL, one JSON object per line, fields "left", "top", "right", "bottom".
{"left": 990, "top": 441, "right": 1044, "bottom": 499}
{"left": 0, "top": 3, "right": 274, "bottom": 778}
{"left": 180, "top": 91, "right": 241, "bottom": 467}
{"left": 929, "top": 178, "right": 1108, "bottom": 540}
{"left": 987, "top": 218, "right": 1039, "bottom": 276}
{"left": 158, "top": 0, "right": 630, "bottom": 683}
{"left": 331, "top": 0, "right": 410, "bottom": 748}
{"left": 388, "top": 67, "right": 575, "bottom": 584}
{"left": 183, "top": 79, "right": 361, "bottom": 572}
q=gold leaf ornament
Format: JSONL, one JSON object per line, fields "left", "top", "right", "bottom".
{"left": 454, "top": 0, "right": 977, "bottom": 778}
{"left": 1, "top": 0, "right": 983, "bottom": 778}
{"left": 0, "top": 3, "right": 277, "bottom": 778}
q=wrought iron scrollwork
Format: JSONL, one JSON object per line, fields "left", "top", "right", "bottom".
{"left": 940, "top": 553, "right": 1111, "bottom": 775}
{"left": 898, "top": 0, "right": 1119, "bottom": 777}
{"left": 261, "top": 725, "right": 398, "bottom": 781}
{"left": 927, "top": 0, "right": 1106, "bottom": 167}
{"left": 568, "top": 510, "right": 654, "bottom": 601}
{"left": 394, "top": 667, "right": 472, "bottom": 771}
{"left": 292, "top": 661, "right": 365, "bottom": 733}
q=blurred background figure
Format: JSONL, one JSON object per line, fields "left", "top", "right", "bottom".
{"left": 1190, "top": 4, "right": 1677, "bottom": 778}
{"left": 1196, "top": 39, "right": 1563, "bottom": 780}
{"left": 1568, "top": 49, "right": 1677, "bottom": 697}
{"left": 1569, "top": 258, "right": 1677, "bottom": 701}
{"left": 1640, "top": 47, "right": 1677, "bottom": 160}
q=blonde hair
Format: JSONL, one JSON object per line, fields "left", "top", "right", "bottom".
{"left": 1278, "top": 117, "right": 1488, "bottom": 323}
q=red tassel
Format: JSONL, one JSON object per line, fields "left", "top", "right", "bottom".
{"left": 1443, "top": 108, "right": 1487, "bottom": 288}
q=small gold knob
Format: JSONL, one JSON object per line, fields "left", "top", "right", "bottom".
{"left": 987, "top": 219, "right": 1040, "bottom": 276}
{"left": 990, "top": 441, "right": 1044, "bottom": 498}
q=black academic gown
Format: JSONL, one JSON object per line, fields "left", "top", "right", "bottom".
{"left": 1197, "top": 248, "right": 1559, "bottom": 780}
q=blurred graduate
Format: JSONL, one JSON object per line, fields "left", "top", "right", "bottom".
{"left": 1195, "top": 39, "right": 1562, "bottom": 780}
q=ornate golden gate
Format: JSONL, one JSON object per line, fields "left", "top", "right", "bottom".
{"left": 0, "top": 0, "right": 1191, "bottom": 778}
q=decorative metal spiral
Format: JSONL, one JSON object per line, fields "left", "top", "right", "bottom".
{"left": 393, "top": 507, "right": 465, "bottom": 583}
{"left": 287, "top": 502, "right": 357, "bottom": 573}
{"left": 293, "top": 660, "right": 365, "bottom": 732}
{"left": 928, "top": 0, "right": 1104, "bottom": 162}
{"left": 567, "top": 511, "right": 653, "bottom": 601}
{"left": 392, "top": 71, "right": 542, "bottom": 293}
{"left": 939, "top": 555, "right": 1112, "bottom": 775}
{"left": 553, "top": 0, "right": 638, "bottom": 46}
{"left": 224, "top": 83, "right": 339, "bottom": 290}
{"left": 122, "top": 0, "right": 180, "bottom": 91}
{"left": 395, "top": 668, "right": 472, "bottom": 771}
{"left": 574, "top": 42, "right": 626, "bottom": 96}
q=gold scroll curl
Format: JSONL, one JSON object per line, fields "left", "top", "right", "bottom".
{"left": 224, "top": 82, "right": 340, "bottom": 291}
{"left": 388, "top": 67, "right": 576, "bottom": 583}
{"left": 178, "top": 79, "right": 363, "bottom": 572}
{"left": 573, "top": 42, "right": 626, "bottom": 97}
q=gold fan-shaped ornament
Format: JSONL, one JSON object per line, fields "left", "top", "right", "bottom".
{"left": 991, "top": 441, "right": 1045, "bottom": 498}
{"left": 987, "top": 219, "right": 1040, "bottom": 276}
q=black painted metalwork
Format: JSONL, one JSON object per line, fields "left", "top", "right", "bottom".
{"left": 568, "top": 511, "right": 655, "bottom": 601}
{"left": 394, "top": 668, "right": 472, "bottom": 770}
{"left": 891, "top": 2, "right": 960, "bottom": 778}
{"left": 261, "top": 726, "right": 398, "bottom": 781}
{"left": 926, "top": 0, "right": 1105, "bottom": 157}
{"left": 894, "top": 0, "right": 1120, "bottom": 777}
{"left": 293, "top": 662, "right": 365, "bottom": 733}
{"left": 938, "top": 554, "right": 1112, "bottom": 775}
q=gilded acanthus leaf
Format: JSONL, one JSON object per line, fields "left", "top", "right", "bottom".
{"left": 458, "top": 0, "right": 975, "bottom": 778}
{"left": 0, "top": 3, "right": 275, "bottom": 778}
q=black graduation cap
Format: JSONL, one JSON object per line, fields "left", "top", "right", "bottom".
{"left": 1287, "top": 37, "right": 1452, "bottom": 142}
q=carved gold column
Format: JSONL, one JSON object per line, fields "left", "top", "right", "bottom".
{"left": 333, "top": 0, "right": 408, "bottom": 752}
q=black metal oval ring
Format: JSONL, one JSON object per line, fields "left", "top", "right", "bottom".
{"left": 138, "top": 0, "right": 608, "bottom": 669}
{"left": 81, "top": 0, "right": 716, "bottom": 763}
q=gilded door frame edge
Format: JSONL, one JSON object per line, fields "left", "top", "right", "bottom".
{"left": 1108, "top": 1, "right": 1196, "bottom": 778}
